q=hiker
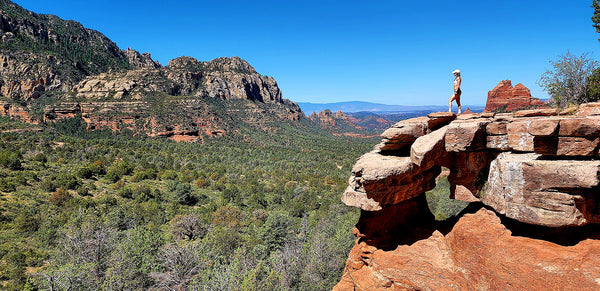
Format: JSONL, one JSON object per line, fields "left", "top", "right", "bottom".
{"left": 448, "top": 69, "right": 461, "bottom": 114}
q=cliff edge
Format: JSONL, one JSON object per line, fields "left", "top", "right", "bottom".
{"left": 335, "top": 103, "right": 600, "bottom": 290}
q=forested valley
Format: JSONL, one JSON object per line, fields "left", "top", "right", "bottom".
{"left": 0, "top": 114, "right": 378, "bottom": 290}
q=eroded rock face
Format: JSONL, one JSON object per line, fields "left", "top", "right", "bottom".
{"left": 484, "top": 153, "right": 600, "bottom": 227}
{"left": 71, "top": 56, "right": 284, "bottom": 104}
{"left": 484, "top": 80, "right": 547, "bottom": 113}
{"left": 342, "top": 152, "right": 439, "bottom": 211}
{"left": 334, "top": 209, "right": 600, "bottom": 290}
{"left": 337, "top": 105, "right": 600, "bottom": 290}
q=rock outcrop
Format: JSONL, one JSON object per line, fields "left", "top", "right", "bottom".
{"left": 336, "top": 103, "right": 600, "bottom": 290}
{"left": 124, "top": 48, "right": 161, "bottom": 69}
{"left": 484, "top": 80, "right": 547, "bottom": 113}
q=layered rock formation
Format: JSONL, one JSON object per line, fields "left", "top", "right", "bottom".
{"left": 484, "top": 80, "right": 547, "bottom": 113}
{"left": 335, "top": 103, "right": 600, "bottom": 290}
{"left": 70, "top": 56, "right": 285, "bottom": 104}
{"left": 0, "top": 0, "right": 304, "bottom": 140}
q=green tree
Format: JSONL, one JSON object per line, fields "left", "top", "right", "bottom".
{"left": 593, "top": 0, "right": 600, "bottom": 41}
{"left": 258, "top": 212, "right": 292, "bottom": 252}
{"left": 538, "top": 51, "right": 599, "bottom": 107}
{"left": 588, "top": 67, "right": 600, "bottom": 101}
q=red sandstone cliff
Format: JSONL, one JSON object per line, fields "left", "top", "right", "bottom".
{"left": 335, "top": 103, "right": 600, "bottom": 290}
{"left": 484, "top": 80, "right": 547, "bottom": 113}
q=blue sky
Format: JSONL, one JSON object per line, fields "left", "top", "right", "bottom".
{"left": 13, "top": 0, "right": 600, "bottom": 106}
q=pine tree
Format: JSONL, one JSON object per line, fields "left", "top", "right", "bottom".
{"left": 592, "top": 0, "right": 600, "bottom": 40}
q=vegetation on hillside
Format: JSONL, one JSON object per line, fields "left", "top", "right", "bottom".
{"left": 0, "top": 114, "right": 377, "bottom": 290}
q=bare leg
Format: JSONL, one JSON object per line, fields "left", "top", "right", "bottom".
{"left": 456, "top": 97, "right": 461, "bottom": 114}
{"left": 448, "top": 95, "right": 454, "bottom": 112}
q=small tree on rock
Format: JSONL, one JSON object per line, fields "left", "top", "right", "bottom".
{"left": 537, "top": 51, "right": 599, "bottom": 107}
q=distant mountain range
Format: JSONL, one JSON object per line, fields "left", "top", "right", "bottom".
{"left": 298, "top": 101, "right": 485, "bottom": 114}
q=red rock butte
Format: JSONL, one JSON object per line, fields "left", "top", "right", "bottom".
{"left": 484, "top": 80, "right": 547, "bottom": 113}
{"left": 335, "top": 103, "right": 600, "bottom": 290}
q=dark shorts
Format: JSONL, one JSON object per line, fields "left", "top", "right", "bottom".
{"left": 454, "top": 88, "right": 461, "bottom": 97}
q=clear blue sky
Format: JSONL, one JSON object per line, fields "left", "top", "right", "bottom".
{"left": 12, "top": 0, "right": 600, "bottom": 106}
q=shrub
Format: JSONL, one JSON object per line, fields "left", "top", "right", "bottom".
{"left": 49, "top": 188, "right": 72, "bottom": 206}
{"left": 77, "top": 167, "right": 94, "bottom": 179}
{"left": 131, "top": 168, "right": 157, "bottom": 182}
{"left": 0, "top": 150, "right": 22, "bottom": 170}
{"left": 104, "top": 170, "right": 122, "bottom": 183}
{"left": 133, "top": 184, "right": 153, "bottom": 202}
{"left": 54, "top": 173, "right": 81, "bottom": 190}
{"left": 258, "top": 212, "right": 292, "bottom": 252}
{"left": 195, "top": 177, "right": 210, "bottom": 188}
{"left": 32, "top": 153, "right": 47, "bottom": 163}
{"left": 0, "top": 178, "right": 16, "bottom": 192}
{"left": 169, "top": 213, "right": 206, "bottom": 240}
{"left": 40, "top": 179, "right": 56, "bottom": 192}
{"left": 117, "top": 187, "right": 134, "bottom": 199}
{"left": 105, "top": 161, "right": 134, "bottom": 182}
{"left": 159, "top": 170, "right": 179, "bottom": 181}
{"left": 76, "top": 186, "right": 90, "bottom": 196}
{"left": 78, "top": 161, "right": 106, "bottom": 179}
{"left": 212, "top": 205, "right": 244, "bottom": 229}
{"left": 171, "top": 182, "right": 196, "bottom": 206}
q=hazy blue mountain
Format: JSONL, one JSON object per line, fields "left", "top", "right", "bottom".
{"left": 298, "top": 101, "right": 484, "bottom": 114}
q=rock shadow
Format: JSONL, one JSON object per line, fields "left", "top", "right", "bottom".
{"left": 489, "top": 205, "right": 600, "bottom": 247}
{"left": 355, "top": 195, "right": 482, "bottom": 251}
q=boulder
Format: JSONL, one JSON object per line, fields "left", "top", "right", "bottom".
{"left": 338, "top": 106, "right": 600, "bottom": 290}
{"left": 576, "top": 102, "right": 600, "bottom": 116}
{"left": 345, "top": 151, "right": 440, "bottom": 209}
{"left": 534, "top": 136, "right": 600, "bottom": 157}
{"left": 558, "top": 117, "right": 600, "bottom": 136}
{"left": 527, "top": 118, "right": 560, "bottom": 136}
{"left": 483, "top": 152, "right": 599, "bottom": 227}
{"left": 427, "top": 112, "right": 456, "bottom": 129}
{"left": 341, "top": 186, "right": 382, "bottom": 211}
{"left": 448, "top": 152, "right": 496, "bottom": 201}
{"left": 378, "top": 117, "right": 429, "bottom": 151}
{"left": 486, "top": 121, "right": 508, "bottom": 135}
{"left": 410, "top": 126, "right": 448, "bottom": 169}
{"left": 444, "top": 120, "right": 489, "bottom": 152}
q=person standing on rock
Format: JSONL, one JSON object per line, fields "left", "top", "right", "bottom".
{"left": 449, "top": 69, "right": 462, "bottom": 114}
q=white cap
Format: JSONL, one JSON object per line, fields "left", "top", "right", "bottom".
{"left": 452, "top": 69, "right": 461, "bottom": 75}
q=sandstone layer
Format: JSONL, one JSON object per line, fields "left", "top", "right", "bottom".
{"left": 337, "top": 104, "right": 600, "bottom": 290}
